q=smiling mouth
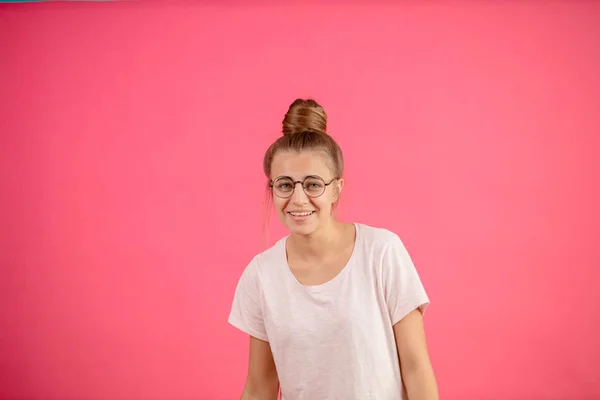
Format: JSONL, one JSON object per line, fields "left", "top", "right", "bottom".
{"left": 288, "top": 211, "right": 314, "bottom": 217}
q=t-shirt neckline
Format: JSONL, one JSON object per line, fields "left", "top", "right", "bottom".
{"left": 281, "top": 222, "right": 361, "bottom": 293}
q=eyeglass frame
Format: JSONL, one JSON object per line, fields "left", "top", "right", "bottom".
{"left": 269, "top": 175, "right": 338, "bottom": 199}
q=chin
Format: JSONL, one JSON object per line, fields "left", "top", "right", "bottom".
{"left": 287, "top": 224, "right": 318, "bottom": 236}
{"left": 280, "top": 212, "right": 320, "bottom": 236}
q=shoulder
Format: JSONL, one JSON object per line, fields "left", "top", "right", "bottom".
{"left": 356, "top": 222, "right": 405, "bottom": 252}
{"left": 238, "top": 236, "right": 287, "bottom": 284}
{"left": 355, "top": 223, "right": 428, "bottom": 302}
{"left": 354, "top": 222, "right": 415, "bottom": 273}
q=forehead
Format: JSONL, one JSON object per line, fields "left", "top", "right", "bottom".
{"left": 270, "top": 150, "right": 333, "bottom": 180}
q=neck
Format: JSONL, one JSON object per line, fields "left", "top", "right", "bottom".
{"left": 288, "top": 219, "right": 345, "bottom": 259}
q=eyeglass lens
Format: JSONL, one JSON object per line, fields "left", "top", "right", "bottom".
{"left": 272, "top": 176, "right": 326, "bottom": 198}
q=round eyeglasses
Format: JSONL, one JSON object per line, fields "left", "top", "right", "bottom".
{"left": 269, "top": 176, "right": 337, "bottom": 199}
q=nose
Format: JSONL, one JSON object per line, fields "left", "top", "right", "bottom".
{"left": 289, "top": 182, "right": 309, "bottom": 204}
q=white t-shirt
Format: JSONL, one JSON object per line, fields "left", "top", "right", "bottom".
{"left": 228, "top": 223, "right": 430, "bottom": 400}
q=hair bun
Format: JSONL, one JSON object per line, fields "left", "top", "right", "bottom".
{"left": 282, "top": 98, "right": 327, "bottom": 136}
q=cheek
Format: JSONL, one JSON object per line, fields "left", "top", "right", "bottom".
{"left": 273, "top": 197, "right": 288, "bottom": 212}
{"left": 313, "top": 197, "right": 333, "bottom": 213}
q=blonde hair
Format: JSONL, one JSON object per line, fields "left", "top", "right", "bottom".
{"left": 263, "top": 98, "right": 344, "bottom": 179}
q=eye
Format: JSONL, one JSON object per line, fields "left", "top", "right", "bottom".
{"left": 304, "top": 179, "right": 324, "bottom": 189}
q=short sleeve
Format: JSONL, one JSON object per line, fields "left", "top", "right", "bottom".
{"left": 382, "top": 234, "right": 430, "bottom": 326}
{"left": 228, "top": 257, "right": 269, "bottom": 342}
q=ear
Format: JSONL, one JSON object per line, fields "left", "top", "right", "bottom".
{"left": 332, "top": 178, "right": 344, "bottom": 203}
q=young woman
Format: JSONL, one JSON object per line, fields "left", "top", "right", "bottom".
{"left": 228, "top": 99, "right": 439, "bottom": 400}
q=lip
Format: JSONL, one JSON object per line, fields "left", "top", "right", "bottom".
{"left": 287, "top": 211, "right": 315, "bottom": 221}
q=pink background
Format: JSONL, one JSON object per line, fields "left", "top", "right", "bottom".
{"left": 1, "top": 1, "right": 599, "bottom": 399}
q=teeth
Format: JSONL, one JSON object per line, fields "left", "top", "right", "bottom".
{"left": 290, "top": 212, "right": 312, "bottom": 216}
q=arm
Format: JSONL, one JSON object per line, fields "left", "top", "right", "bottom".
{"left": 393, "top": 309, "right": 439, "bottom": 400}
{"left": 241, "top": 336, "right": 279, "bottom": 400}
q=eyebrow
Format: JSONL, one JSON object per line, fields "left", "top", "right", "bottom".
{"left": 273, "top": 175, "right": 322, "bottom": 181}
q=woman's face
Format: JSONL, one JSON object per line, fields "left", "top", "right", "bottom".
{"left": 270, "top": 150, "right": 343, "bottom": 237}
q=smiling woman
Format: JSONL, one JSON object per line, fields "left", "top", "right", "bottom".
{"left": 228, "top": 99, "right": 439, "bottom": 400}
